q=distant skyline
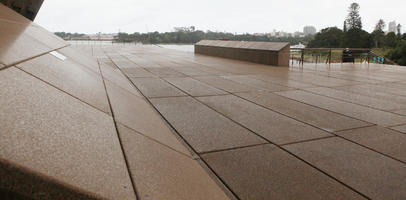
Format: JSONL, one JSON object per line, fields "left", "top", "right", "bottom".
{"left": 35, "top": 0, "right": 405, "bottom": 34}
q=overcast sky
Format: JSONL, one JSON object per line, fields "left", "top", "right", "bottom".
{"left": 35, "top": 0, "right": 405, "bottom": 34}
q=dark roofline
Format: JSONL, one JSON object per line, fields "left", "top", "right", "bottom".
{"left": 0, "top": 0, "right": 44, "bottom": 21}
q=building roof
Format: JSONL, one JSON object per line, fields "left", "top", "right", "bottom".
{"left": 0, "top": 0, "right": 43, "bottom": 20}
{"left": 196, "top": 40, "right": 290, "bottom": 51}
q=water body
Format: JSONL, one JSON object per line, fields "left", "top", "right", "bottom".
{"left": 68, "top": 40, "right": 116, "bottom": 45}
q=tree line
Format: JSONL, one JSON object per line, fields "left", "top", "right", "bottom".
{"left": 307, "top": 3, "right": 406, "bottom": 65}
{"left": 116, "top": 29, "right": 313, "bottom": 45}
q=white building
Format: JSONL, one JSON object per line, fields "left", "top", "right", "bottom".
{"left": 303, "top": 26, "right": 317, "bottom": 35}
{"left": 388, "top": 21, "right": 397, "bottom": 33}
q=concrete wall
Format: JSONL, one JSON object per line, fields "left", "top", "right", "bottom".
{"left": 195, "top": 40, "right": 290, "bottom": 66}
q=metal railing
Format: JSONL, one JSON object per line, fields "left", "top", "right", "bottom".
{"left": 290, "top": 48, "right": 398, "bottom": 66}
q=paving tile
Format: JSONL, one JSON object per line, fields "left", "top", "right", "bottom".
{"left": 202, "top": 144, "right": 365, "bottom": 200}
{"left": 0, "top": 20, "right": 53, "bottom": 67}
{"left": 285, "top": 137, "right": 406, "bottom": 200}
{"left": 277, "top": 90, "right": 406, "bottom": 126}
{"left": 334, "top": 84, "right": 406, "bottom": 105}
{"left": 145, "top": 67, "right": 187, "bottom": 77}
{"left": 121, "top": 67, "right": 156, "bottom": 78}
{"left": 129, "top": 77, "right": 186, "bottom": 98}
{"left": 381, "top": 82, "right": 406, "bottom": 91}
{"left": 286, "top": 72, "right": 360, "bottom": 87}
{"left": 194, "top": 65, "right": 234, "bottom": 76}
{"left": 194, "top": 76, "right": 258, "bottom": 93}
{"left": 172, "top": 67, "right": 214, "bottom": 76}
{"left": 117, "top": 124, "right": 230, "bottom": 200}
{"left": 304, "top": 87, "right": 406, "bottom": 111}
{"left": 165, "top": 77, "right": 228, "bottom": 96}
{"left": 26, "top": 24, "right": 67, "bottom": 50}
{"left": 0, "top": 67, "right": 135, "bottom": 199}
{"left": 252, "top": 74, "right": 316, "bottom": 88}
{"left": 337, "top": 126, "right": 406, "bottom": 162}
{"left": 235, "top": 91, "right": 371, "bottom": 132}
{"left": 342, "top": 71, "right": 402, "bottom": 82}
{"left": 111, "top": 59, "right": 139, "bottom": 69}
{"left": 356, "top": 83, "right": 406, "bottom": 96}
{"left": 59, "top": 47, "right": 100, "bottom": 73}
{"left": 315, "top": 71, "right": 385, "bottom": 84}
{"left": 222, "top": 75, "right": 292, "bottom": 92}
{"left": 198, "top": 95, "right": 331, "bottom": 144}
{"left": 17, "top": 53, "right": 111, "bottom": 114}
{"left": 150, "top": 96, "right": 266, "bottom": 153}
{"left": 390, "top": 124, "right": 406, "bottom": 134}
{"left": 105, "top": 80, "right": 191, "bottom": 156}
{"left": 393, "top": 109, "right": 406, "bottom": 116}
{"left": 99, "top": 61, "right": 142, "bottom": 97}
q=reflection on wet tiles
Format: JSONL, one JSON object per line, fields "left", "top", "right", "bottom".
{"left": 337, "top": 126, "right": 406, "bottom": 162}
{"left": 151, "top": 96, "right": 266, "bottom": 153}
{"left": 130, "top": 77, "right": 186, "bottom": 98}
{"left": 17, "top": 53, "right": 111, "bottom": 114}
{"left": 105, "top": 81, "right": 191, "bottom": 156}
{"left": 198, "top": 95, "right": 332, "bottom": 144}
{"left": 285, "top": 137, "right": 406, "bottom": 200}
{"left": 390, "top": 124, "right": 406, "bottom": 134}
{"left": 202, "top": 144, "right": 365, "bottom": 200}
{"left": 222, "top": 75, "right": 292, "bottom": 92}
{"left": 0, "top": 67, "right": 135, "bottom": 200}
{"left": 117, "top": 124, "right": 230, "bottom": 200}
{"left": 194, "top": 76, "right": 258, "bottom": 93}
{"left": 277, "top": 90, "right": 406, "bottom": 126}
{"left": 165, "top": 77, "right": 228, "bottom": 96}
{"left": 304, "top": 87, "right": 406, "bottom": 111}
{"left": 235, "top": 91, "right": 370, "bottom": 132}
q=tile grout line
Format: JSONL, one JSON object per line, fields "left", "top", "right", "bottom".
{"left": 16, "top": 67, "right": 112, "bottom": 116}
{"left": 274, "top": 88, "right": 406, "bottom": 127}
{"left": 142, "top": 63, "right": 376, "bottom": 199}
{"left": 232, "top": 92, "right": 406, "bottom": 164}
{"left": 161, "top": 73, "right": 374, "bottom": 136}
{"left": 152, "top": 71, "right": 377, "bottom": 134}
{"left": 198, "top": 143, "right": 270, "bottom": 155}
{"left": 105, "top": 53, "right": 241, "bottom": 200}
{"left": 117, "top": 122, "right": 192, "bottom": 158}
{"left": 269, "top": 91, "right": 378, "bottom": 125}
{"left": 144, "top": 72, "right": 373, "bottom": 198}
{"left": 101, "top": 46, "right": 406, "bottom": 199}
{"left": 192, "top": 96, "right": 372, "bottom": 200}
{"left": 97, "top": 60, "right": 140, "bottom": 200}
{"left": 279, "top": 135, "right": 337, "bottom": 146}
{"left": 300, "top": 87, "right": 406, "bottom": 114}
{"left": 232, "top": 91, "right": 374, "bottom": 132}
{"left": 194, "top": 66, "right": 406, "bottom": 164}
{"left": 0, "top": 45, "right": 70, "bottom": 72}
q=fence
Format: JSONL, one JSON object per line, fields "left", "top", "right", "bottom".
{"left": 290, "top": 48, "right": 398, "bottom": 66}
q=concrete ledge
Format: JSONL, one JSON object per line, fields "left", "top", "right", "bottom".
{"left": 195, "top": 40, "right": 290, "bottom": 66}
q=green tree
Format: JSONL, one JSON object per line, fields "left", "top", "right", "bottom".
{"left": 386, "top": 40, "right": 406, "bottom": 65}
{"left": 343, "top": 21, "right": 347, "bottom": 32}
{"left": 375, "top": 19, "right": 385, "bottom": 31}
{"left": 346, "top": 3, "right": 362, "bottom": 30}
{"left": 384, "top": 32, "right": 399, "bottom": 48}
{"left": 397, "top": 24, "right": 402, "bottom": 37}
{"left": 341, "top": 28, "right": 373, "bottom": 48}
{"left": 372, "top": 19, "right": 385, "bottom": 48}
{"left": 307, "top": 27, "right": 344, "bottom": 48}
